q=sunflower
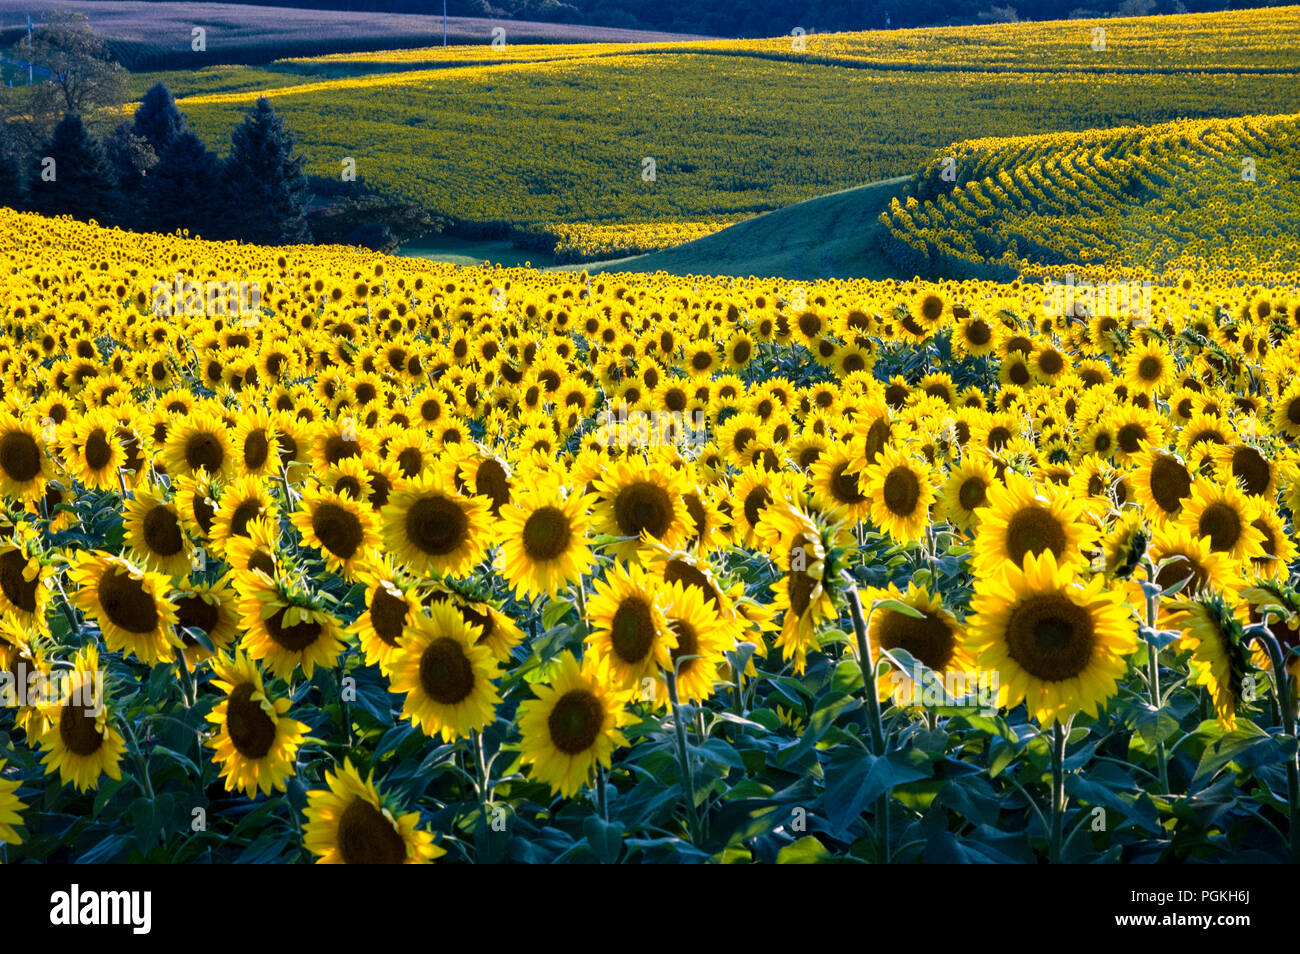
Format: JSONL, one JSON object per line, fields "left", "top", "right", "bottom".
{"left": 1131, "top": 444, "right": 1194, "bottom": 522}
{"left": 173, "top": 578, "right": 239, "bottom": 665}
{"left": 586, "top": 561, "right": 674, "bottom": 689}
{"left": 385, "top": 600, "right": 501, "bottom": 742}
{"left": 425, "top": 582, "right": 527, "bottom": 663}
{"left": 0, "top": 633, "right": 50, "bottom": 737}
{"left": 591, "top": 457, "right": 694, "bottom": 562}
{"left": 1248, "top": 508, "right": 1297, "bottom": 580}
{"left": 211, "top": 475, "right": 278, "bottom": 558}
{"left": 810, "top": 443, "right": 872, "bottom": 524}
{"left": 69, "top": 552, "right": 181, "bottom": 664}
{"left": 350, "top": 559, "right": 422, "bottom": 671}
{"left": 1211, "top": 442, "right": 1276, "bottom": 499}
{"left": 971, "top": 471, "right": 1096, "bottom": 578}
{"left": 937, "top": 455, "right": 997, "bottom": 533}
{"left": 729, "top": 465, "right": 798, "bottom": 548}
{"left": 238, "top": 571, "right": 346, "bottom": 679}
{"left": 1122, "top": 341, "right": 1175, "bottom": 395}
{"left": 225, "top": 515, "right": 284, "bottom": 587}
{"left": 516, "top": 650, "right": 633, "bottom": 798}
{"left": 857, "top": 443, "right": 937, "bottom": 544}
{"left": 1177, "top": 478, "right": 1265, "bottom": 564}
{"left": 64, "top": 407, "right": 125, "bottom": 490}
{"left": 302, "top": 759, "right": 444, "bottom": 864}
{"left": 1170, "top": 594, "right": 1251, "bottom": 730}
{"left": 497, "top": 478, "right": 596, "bottom": 600}
{"left": 966, "top": 550, "right": 1138, "bottom": 725}
{"left": 205, "top": 650, "right": 308, "bottom": 797}
{"left": 762, "top": 501, "right": 842, "bottom": 675}
{"left": 0, "top": 759, "right": 25, "bottom": 847}
{"left": 865, "top": 582, "right": 970, "bottom": 707}
{"left": 0, "top": 413, "right": 53, "bottom": 503}
{"left": 36, "top": 644, "right": 125, "bottom": 793}
{"left": 0, "top": 525, "right": 50, "bottom": 634}
{"left": 381, "top": 472, "right": 490, "bottom": 578}
{"left": 1270, "top": 381, "right": 1300, "bottom": 440}
{"left": 122, "top": 483, "right": 193, "bottom": 577}
{"left": 291, "top": 483, "right": 380, "bottom": 580}
{"left": 651, "top": 580, "right": 729, "bottom": 705}
{"left": 161, "top": 409, "right": 234, "bottom": 480}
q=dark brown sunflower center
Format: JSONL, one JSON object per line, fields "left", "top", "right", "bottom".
{"left": 175, "top": 594, "right": 220, "bottom": 646}
{"left": 418, "top": 636, "right": 475, "bottom": 705}
{"left": 1137, "top": 356, "right": 1162, "bottom": 381}
{"left": 84, "top": 428, "right": 112, "bottom": 471}
{"left": 965, "top": 320, "right": 992, "bottom": 346}
{"left": 958, "top": 477, "right": 988, "bottom": 513}
{"left": 1148, "top": 455, "right": 1192, "bottom": 514}
{"left": 0, "top": 548, "right": 39, "bottom": 613}
{"left": 548, "top": 689, "right": 604, "bottom": 755}
{"left": 367, "top": 587, "right": 408, "bottom": 646}
{"left": 613, "top": 481, "right": 672, "bottom": 539}
{"left": 142, "top": 505, "right": 184, "bottom": 557}
{"left": 610, "top": 597, "right": 656, "bottom": 665}
{"left": 883, "top": 466, "right": 922, "bottom": 516}
{"left": 474, "top": 460, "right": 511, "bottom": 515}
{"left": 664, "top": 559, "right": 722, "bottom": 610}
{"left": 265, "top": 605, "right": 322, "bottom": 651}
{"left": 830, "top": 462, "right": 866, "bottom": 505}
{"left": 405, "top": 495, "right": 469, "bottom": 556}
{"left": 1037, "top": 350, "right": 1064, "bottom": 376}
{"left": 1004, "top": 506, "right": 1068, "bottom": 566}
{"left": 669, "top": 619, "right": 700, "bottom": 673}
{"left": 1231, "top": 446, "right": 1270, "bottom": 496}
{"left": 877, "top": 606, "right": 955, "bottom": 671}
{"left": 1004, "top": 593, "right": 1095, "bottom": 681}
{"left": 337, "top": 797, "right": 407, "bottom": 864}
{"left": 243, "top": 430, "right": 270, "bottom": 470}
{"left": 1117, "top": 424, "right": 1146, "bottom": 455}
{"left": 743, "top": 486, "right": 772, "bottom": 529}
{"left": 396, "top": 447, "right": 423, "bottom": 478}
{"left": 1197, "top": 502, "right": 1242, "bottom": 552}
{"left": 59, "top": 703, "right": 104, "bottom": 757}
{"left": 0, "top": 430, "right": 41, "bottom": 482}
{"left": 185, "top": 432, "right": 224, "bottom": 474}
{"left": 732, "top": 427, "right": 756, "bottom": 454}
{"left": 522, "top": 506, "right": 572, "bottom": 562}
{"left": 97, "top": 565, "right": 159, "bottom": 634}
{"left": 229, "top": 499, "right": 262, "bottom": 538}
{"left": 226, "top": 682, "right": 277, "bottom": 758}
{"left": 312, "top": 502, "right": 364, "bottom": 559}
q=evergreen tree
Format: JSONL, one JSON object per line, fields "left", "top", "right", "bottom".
{"left": 133, "top": 82, "right": 185, "bottom": 155}
{"left": 144, "top": 130, "right": 222, "bottom": 237}
{"left": 105, "top": 121, "right": 157, "bottom": 228}
{"left": 26, "top": 114, "right": 120, "bottom": 224}
{"left": 220, "top": 97, "right": 310, "bottom": 244}
{"left": 0, "top": 128, "right": 24, "bottom": 210}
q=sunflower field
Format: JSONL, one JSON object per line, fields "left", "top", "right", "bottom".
{"left": 2, "top": 206, "right": 1300, "bottom": 865}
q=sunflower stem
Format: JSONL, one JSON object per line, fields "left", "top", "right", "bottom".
{"left": 1049, "top": 721, "right": 1065, "bottom": 864}
{"left": 596, "top": 763, "right": 609, "bottom": 821}
{"left": 665, "top": 668, "right": 703, "bottom": 846}
{"left": 843, "top": 575, "right": 890, "bottom": 862}
{"left": 1254, "top": 630, "right": 1300, "bottom": 862}
{"left": 470, "top": 728, "right": 491, "bottom": 859}
{"left": 1144, "top": 585, "right": 1170, "bottom": 794}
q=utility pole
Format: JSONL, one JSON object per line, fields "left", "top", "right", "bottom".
{"left": 26, "top": 14, "right": 33, "bottom": 84}
{"left": 443, "top": 0, "right": 447, "bottom": 47}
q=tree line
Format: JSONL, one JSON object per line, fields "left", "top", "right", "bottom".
{"left": 0, "top": 13, "right": 438, "bottom": 249}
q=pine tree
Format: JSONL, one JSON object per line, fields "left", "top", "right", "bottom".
{"left": 133, "top": 82, "right": 186, "bottom": 156}
{"left": 26, "top": 114, "right": 121, "bottom": 224}
{"left": 144, "top": 130, "right": 222, "bottom": 237}
{"left": 220, "top": 97, "right": 310, "bottom": 244}
{"left": 0, "top": 128, "right": 24, "bottom": 210}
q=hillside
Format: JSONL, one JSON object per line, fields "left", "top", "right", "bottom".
{"left": 154, "top": 7, "right": 1300, "bottom": 259}
{"left": 882, "top": 111, "right": 1300, "bottom": 281}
